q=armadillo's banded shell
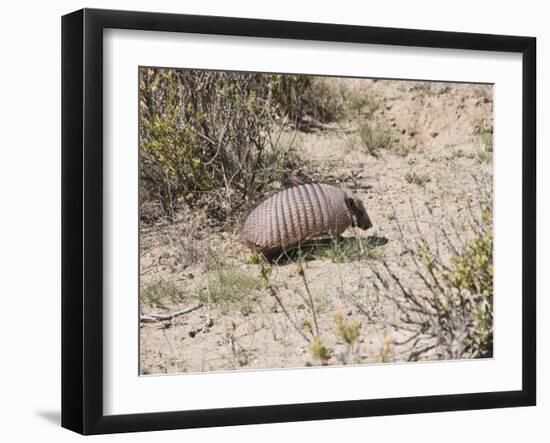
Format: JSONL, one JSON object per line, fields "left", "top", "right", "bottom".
{"left": 240, "top": 183, "right": 353, "bottom": 253}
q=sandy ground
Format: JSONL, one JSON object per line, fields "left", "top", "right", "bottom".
{"left": 139, "top": 79, "right": 493, "bottom": 375}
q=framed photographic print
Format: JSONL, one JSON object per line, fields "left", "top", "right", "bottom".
{"left": 61, "top": 8, "right": 536, "bottom": 435}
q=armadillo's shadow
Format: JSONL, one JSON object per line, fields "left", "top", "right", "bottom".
{"left": 268, "top": 235, "right": 388, "bottom": 265}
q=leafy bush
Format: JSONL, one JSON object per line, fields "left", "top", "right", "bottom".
{"left": 140, "top": 68, "right": 300, "bottom": 222}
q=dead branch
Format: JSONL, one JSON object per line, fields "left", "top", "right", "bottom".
{"left": 140, "top": 303, "right": 204, "bottom": 323}
{"left": 268, "top": 287, "right": 311, "bottom": 343}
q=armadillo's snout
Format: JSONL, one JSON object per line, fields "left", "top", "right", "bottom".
{"left": 356, "top": 210, "right": 372, "bottom": 230}
{"left": 348, "top": 197, "right": 372, "bottom": 230}
{"left": 362, "top": 214, "right": 373, "bottom": 230}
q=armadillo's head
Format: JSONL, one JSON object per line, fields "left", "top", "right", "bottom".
{"left": 345, "top": 195, "right": 372, "bottom": 230}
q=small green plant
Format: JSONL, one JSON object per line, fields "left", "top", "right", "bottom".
{"left": 318, "top": 237, "right": 381, "bottom": 263}
{"left": 334, "top": 310, "right": 361, "bottom": 365}
{"left": 475, "top": 121, "right": 493, "bottom": 163}
{"left": 476, "top": 149, "right": 491, "bottom": 163}
{"left": 345, "top": 93, "right": 380, "bottom": 120}
{"left": 268, "top": 74, "right": 311, "bottom": 121}
{"left": 310, "top": 336, "right": 331, "bottom": 365}
{"left": 280, "top": 236, "right": 384, "bottom": 264}
{"left": 379, "top": 331, "right": 394, "bottom": 363}
{"left": 245, "top": 253, "right": 263, "bottom": 265}
{"left": 335, "top": 310, "right": 360, "bottom": 345}
{"left": 358, "top": 123, "right": 393, "bottom": 157}
{"left": 478, "top": 125, "right": 494, "bottom": 152}
{"left": 477, "top": 129, "right": 493, "bottom": 162}
{"left": 343, "top": 96, "right": 365, "bottom": 119}
{"left": 411, "top": 82, "right": 435, "bottom": 97}
{"left": 303, "top": 319, "right": 314, "bottom": 336}
{"left": 141, "top": 279, "right": 187, "bottom": 307}
{"left": 198, "top": 267, "right": 260, "bottom": 315}
{"left": 300, "top": 77, "right": 349, "bottom": 123}
{"left": 259, "top": 263, "right": 273, "bottom": 290}
{"left": 405, "top": 172, "right": 431, "bottom": 186}
{"left": 443, "top": 227, "right": 493, "bottom": 296}
{"left": 452, "top": 149, "right": 466, "bottom": 159}
{"left": 363, "top": 95, "right": 381, "bottom": 119}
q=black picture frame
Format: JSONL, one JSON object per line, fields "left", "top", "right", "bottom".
{"left": 61, "top": 8, "right": 536, "bottom": 435}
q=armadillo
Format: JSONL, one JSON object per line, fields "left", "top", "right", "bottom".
{"left": 239, "top": 182, "right": 372, "bottom": 255}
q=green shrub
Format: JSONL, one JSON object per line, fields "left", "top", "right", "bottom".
{"left": 441, "top": 210, "right": 493, "bottom": 355}
{"left": 300, "top": 78, "right": 349, "bottom": 122}
{"left": 310, "top": 336, "right": 331, "bottom": 365}
{"left": 477, "top": 124, "right": 493, "bottom": 163}
{"left": 269, "top": 76, "right": 363, "bottom": 123}
{"left": 267, "top": 74, "right": 311, "bottom": 122}
{"left": 405, "top": 172, "right": 431, "bottom": 186}
{"left": 139, "top": 68, "right": 298, "bottom": 222}
{"left": 358, "top": 123, "right": 393, "bottom": 157}
{"left": 141, "top": 279, "right": 186, "bottom": 307}
{"left": 305, "top": 236, "right": 381, "bottom": 263}
{"left": 421, "top": 206, "right": 492, "bottom": 358}
{"left": 335, "top": 310, "right": 360, "bottom": 345}
{"left": 198, "top": 267, "right": 260, "bottom": 315}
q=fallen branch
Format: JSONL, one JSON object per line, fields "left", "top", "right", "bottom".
{"left": 140, "top": 303, "right": 204, "bottom": 323}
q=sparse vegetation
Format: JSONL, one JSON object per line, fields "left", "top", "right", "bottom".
{"left": 440, "top": 209, "right": 493, "bottom": 356}
{"left": 334, "top": 310, "right": 361, "bottom": 364}
{"left": 476, "top": 123, "right": 493, "bottom": 163}
{"left": 304, "top": 236, "right": 383, "bottom": 263}
{"left": 362, "top": 180, "right": 493, "bottom": 360}
{"left": 310, "top": 336, "right": 331, "bottom": 365}
{"left": 411, "top": 82, "right": 435, "bottom": 97}
{"left": 299, "top": 78, "right": 350, "bottom": 123}
{"left": 358, "top": 122, "right": 393, "bottom": 157}
{"left": 271, "top": 236, "right": 385, "bottom": 264}
{"left": 198, "top": 266, "right": 261, "bottom": 315}
{"left": 379, "top": 331, "right": 394, "bottom": 363}
{"left": 141, "top": 279, "right": 187, "bottom": 308}
{"left": 363, "top": 95, "right": 381, "bottom": 119}
{"left": 139, "top": 68, "right": 305, "bottom": 223}
{"left": 405, "top": 172, "right": 431, "bottom": 186}
{"left": 270, "top": 76, "right": 349, "bottom": 123}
